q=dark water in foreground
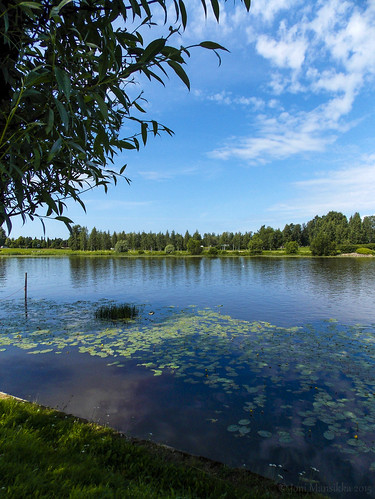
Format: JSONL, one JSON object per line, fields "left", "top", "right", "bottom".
{"left": 0, "top": 256, "right": 375, "bottom": 497}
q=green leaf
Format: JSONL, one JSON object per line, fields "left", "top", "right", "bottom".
{"left": 111, "top": 86, "right": 129, "bottom": 109}
{"left": 200, "top": 0, "right": 207, "bottom": 17}
{"left": 179, "top": 0, "right": 187, "bottom": 29}
{"left": 210, "top": 0, "right": 220, "bottom": 21}
{"left": 19, "top": 2, "right": 42, "bottom": 9}
{"left": 129, "top": 0, "right": 141, "bottom": 17}
{"left": 93, "top": 94, "right": 108, "bottom": 120}
{"left": 142, "top": 38, "right": 166, "bottom": 62}
{"left": 167, "top": 61, "right": 190, "bottom": 90}
{"left": 55, "top": 0, "right": 73, "bottom": 12}
{"left": 54, "top": 67, "right": 71, "bottom": 99}
{"left": 55, "top": 99, "right": 69, "bottom": 131}
{"left": 199, "top": 41, "right": 229, "bottom": 52}
{"left": 55, "top": 216, "right": 74, "bottom": 224}
{"left": 117, "top": 140, "right": 137, "bottom": 150}
{"left": 47, "top": 137, "right": 62, "bottom": 162}
{"left": 139, "top": 0, "right": 151, "bottom": 17}
{"left": 244, "top": 0, "right": 251, "bottom": 11}
{"left": 141, "top": 123, "right": 148, "bottom": 146}
{"left": 45, "top": 108, "right": 54, "bottom": 135}
{"left": 133, "top": 101, "right": 146, "bottom": 113}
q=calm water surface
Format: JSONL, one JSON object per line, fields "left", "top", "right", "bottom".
{"left": 1, "top": 256, "right": 375, "bottom": 498}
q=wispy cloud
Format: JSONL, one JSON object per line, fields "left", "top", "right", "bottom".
{"left": 138, "top": 166, "right": 198, "bottom": 181}
{"left": 194, "top": 89, "right": 265, "bottom": 109}
{"left": 209, "top": 104, "right": 339, "bottom": 162}
{"left": 269, "top": 156, "right": 375, "bottom": 219}
{"left": 250, "top": 0, "right": 301, "bottom": 24}
{"left": 209, "top": 0, "right": 375, "bottom": 165}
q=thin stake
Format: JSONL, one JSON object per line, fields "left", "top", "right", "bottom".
{"left": 24, "top": 272, "right": 28, "bottom": 305}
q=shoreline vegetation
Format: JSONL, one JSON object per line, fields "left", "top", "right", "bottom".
{"left": 0, "top": 392, "right": 325, "bottom": 498}
{"left": 0, "top": 247, "right": 374, "bottom": 257}
{"left": 2, "top": 211, "right": 375, "bottom": 258}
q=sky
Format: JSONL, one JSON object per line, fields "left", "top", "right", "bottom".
{"left": 11, "top": 0, "right": 375, "bottom": 239}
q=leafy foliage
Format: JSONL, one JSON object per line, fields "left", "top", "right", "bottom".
{"left": 164, "top": 244, "right": 175, "bottom": 254}
{"left": 310, "top": 232, "right": 337, "bottom": 256}
{"left": 284, "top": 241, "right": 299, "bottom": 254}
{"left": 114, "top": 239, "right": 128, "bottom": 252}
{"left": 355, "top": 247, "right": 374, "bottom": 255}
{"left": 248, "top": 234, "right": 263, "bottom": 255}
{"left": 207, "top": 246, "right": 219, "bottom": 256}
{"left": 187, "top": 237, "right": 202, "bottom": 255}
{"left": 0, "top": 0, "right": 251, "bottom": 233}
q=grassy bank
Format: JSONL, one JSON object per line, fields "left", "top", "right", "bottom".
{"left": 0, "top": 394, "right": 324, "bottom": 498}
{"left": 0, "top": 247, "right": 315, "bottom": 257}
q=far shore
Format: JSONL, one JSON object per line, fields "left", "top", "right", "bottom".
{"left": 0, "top": 247, "right": 375, "bottom": 258}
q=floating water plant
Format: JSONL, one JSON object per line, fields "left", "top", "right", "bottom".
{"left": 1, "top": 301, "right": 375, "bottom": 485}
{"left": 94, "top": 303, "right": 139, "bottom": 321}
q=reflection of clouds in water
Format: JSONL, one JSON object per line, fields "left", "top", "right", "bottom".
{"left": 0, "top": 305, "right": 375, "bottom": 494}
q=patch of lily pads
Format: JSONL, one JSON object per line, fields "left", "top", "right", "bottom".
{"left": 1, "top": 301, "right": 375, "bottom": 476}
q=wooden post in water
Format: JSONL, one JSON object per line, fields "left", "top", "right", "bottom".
{"left": 24, "top": 272, "right": 28, "bottom": 308}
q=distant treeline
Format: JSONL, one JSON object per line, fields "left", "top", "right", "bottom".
{"left": 2, "top": 211, "right": 375, "bottom": 252}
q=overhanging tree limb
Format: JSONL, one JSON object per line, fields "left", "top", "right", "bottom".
{"left": 0, "top": 0, "right": 251, "bottom": 233}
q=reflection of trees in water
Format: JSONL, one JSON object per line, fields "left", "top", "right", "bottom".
{"left": 69, "top": 257, "right": 115, "bottom": 289}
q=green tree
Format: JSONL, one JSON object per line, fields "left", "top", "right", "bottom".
{"left": 362, "top": 216, "right": 375, "bottom": 243}
{"left": 0, "top": 226, "right": 6, "bottom": 246}
{"left": 164, "top": 244, "right": 175, "bottom": 254}
{"left": 284, "top": 241, "right": 299, "bottom": 254}
{"left": 114, "top": 240, "right": 128, "bottom": 253}
{"left": 310, "top": 232, "right": 337, "bottom": 256}
{"left": 348, "top": 212, "right": 363, "bottom": 244}
{"left": 88, "top": 227, "right": 99, "bottom": 251}
{"left": 257, "top": 225, "right": 274, "bottom": 250}
{"left": 271, "top": 229, "right": 283, "bottom": 250}
{"left": 248, "top": 235, "right": 263, "bottom": 255}
{"left": 0, "top": 0, "right": 250, "bottom": 233}
{"left": 183, "top": 231, "right": 191, "bottom": 250}
{"left": 187, "top": 238, "right": 202, "bottom": 255}
{"left": 79, "top": 226, "right": 88, "bottom": 250}
{"left": 68, "top": 224, "right": 81, "bottom": 250}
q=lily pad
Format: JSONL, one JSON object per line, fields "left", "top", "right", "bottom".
{"left": 238, "top": 419, "right": 251, "bottom": 425}
{"left": 227, "top": 425, "right": 240, "bottom": 432}
{"left": 323, "top": 431, "right": 335, "bottom": 440}
{"left": 258, "top": 430, "right": 272, "bottom": 438}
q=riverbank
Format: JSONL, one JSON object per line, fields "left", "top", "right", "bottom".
{"left": 1, "top": 246, "right": 375, "bottom": 258}
{"left": 0, "top": 393, "right": 324, "bottom": 498}
{"left": 1, "top": 247, "right": 312, "bottom": 257}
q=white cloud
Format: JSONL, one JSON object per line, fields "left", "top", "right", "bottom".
{"left": 196, "top": 89, "right": 265, "bottom": 109}
{"left": 209, "top": 102, "right": 341, "bottom": 163}
{"left": 210, "top": 0, "right": 375, "bottom": 165}
{"left": 269, "top": 157, "right": 375, "bottom": 219}
{"left": 251, "top": 0, "right": 301, "bottom": 24}
{"left": 256, "top": 26, "right": 307, "bottom": 70}
{"left": 138, "top": 166, "right": 198, "bottom": 181}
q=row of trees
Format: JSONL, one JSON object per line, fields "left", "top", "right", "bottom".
{"left": 2, "top": 211, "right": 375, "bottom": 252}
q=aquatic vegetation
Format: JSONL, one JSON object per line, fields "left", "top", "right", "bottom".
{"left": 94, "top": 303, "right": 139, "bottom": 321}
{"left": 1, "top": 302, "right": 375, "bottom": 484}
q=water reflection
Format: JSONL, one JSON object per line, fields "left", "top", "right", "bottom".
{"left": 1, "top": 254, "right": 375, "bottom": 499}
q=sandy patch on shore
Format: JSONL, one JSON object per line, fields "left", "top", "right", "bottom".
{"left": 339, "top": 253, "right": 374, "bottom": 257}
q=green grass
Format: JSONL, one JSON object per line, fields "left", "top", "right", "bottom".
{"left": 0, "top": 395, "right": 325, "bottom": 498}
{"left": 95, "top": 303, "right": 139, "bottom": 320}
{"left": 0, "top": 247, "right": 317, "bottom": 257}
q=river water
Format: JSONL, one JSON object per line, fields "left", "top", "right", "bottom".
{"left": 1, "top": 256, "right": 374, "bottom": 497}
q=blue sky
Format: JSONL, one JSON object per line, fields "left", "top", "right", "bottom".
{"left": 12, "top": 0, "right": 375, "bottom": 238}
